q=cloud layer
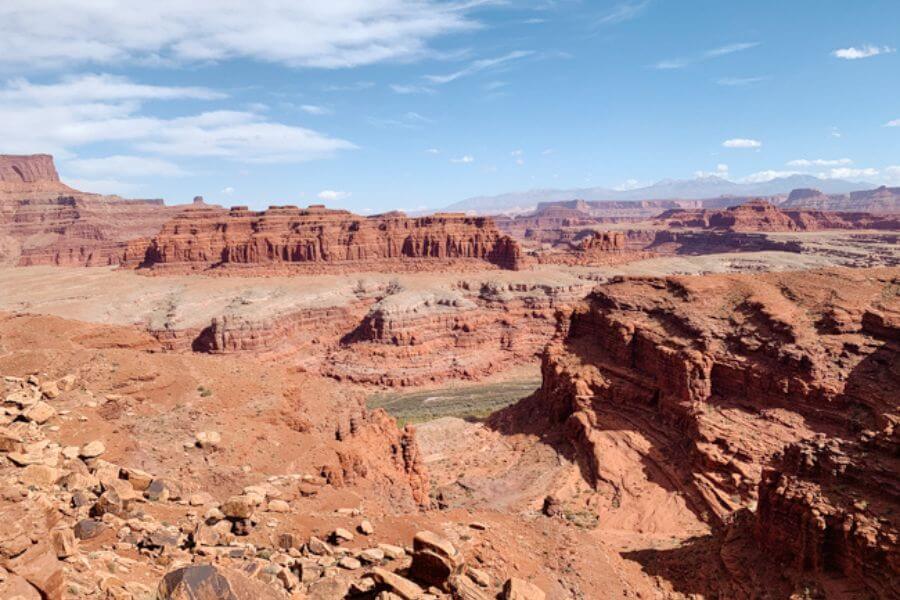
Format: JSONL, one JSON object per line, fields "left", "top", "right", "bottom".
{"left": 0, "top": 0, "right": 482, "bottom": 70}
{"left": 0, "top": 74, "right": 356, "bottom": 170}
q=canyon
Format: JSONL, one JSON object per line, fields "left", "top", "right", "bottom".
{"left": 1, "top": 153, "right": 898, "bottom": 599}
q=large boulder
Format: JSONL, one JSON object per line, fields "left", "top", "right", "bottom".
{"left": 158, "top": 564, "right": 285, "bottom": 599}
{"left": 409, "top": 530, "right": 465, "bottom": 588}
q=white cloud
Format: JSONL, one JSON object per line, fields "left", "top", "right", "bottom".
{"left": 787, "top": 158, "right": 852, "bottom": 167}
{"left": 425, "top": 148, "right": 440, "bottom": 154}
{"left": 425, "top": 50, "right": 533, "bottom": 84}
{"left": 510, "top": 149, "right": 524, "bottom": 157}
{"left": 0, "top": 1, "right": 483, "bottom": 70}
{"left": 613, "top": 178, "right": 646, "bottom": 191}
{"left": 832, "top": 45, "right": 895, "bottom": 60}
{"left": 705, "top": 42, "right": 759, "bottom": 58}
{"left": 64, "top": 178, "right": 144, "bottom": 195}
{"left": 221, "top": 186, "right": 234, "bottom": 195}
{"left": 317, "top": 189, "right": 351, "bottom": 201}
{"left": 739, "top": 170, "right": 801, "bottom": 183}
{"left": 596, "top": 1, "right": 650, "bottom": 25}
{"left": 830, "top": 126, "right": 842, "bottom": 138}
{"left": 717, "top": 76, "right": 767, "bottom": 86}
{"left": 450, "top": 155, "right": 474, "bottom": 164}
{"left": 655, "top": 42, "right": 758, "bottom": 70}
{"left": 300, "top": 104, "right": 331, "bottom": 115}
{"left": 885, "top": 118, "right": 900, "bottom": 127}
{"left": 65, "top": 155, "right": 188, "bottom": 178}
{"left": 885, "top": 166, "right": 900, "bottom": 182}
{"left": 822, "top": 167, "right": 878, "bottom": 179}
{"left": 695, "top": 163, "right": 729, "bottom": 178}
{"left": 390, "top": 84, "right": 435, "bottom": 95}
{"left": 0, "top": 74, "right": 356, "bottom": 163}
{"left": 723, "top": 138, "right": 762, "bottom": 149}
{"left": 0, "top": 73, "right": 223, "bottom": 103}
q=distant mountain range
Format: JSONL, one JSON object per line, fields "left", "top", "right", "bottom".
{"left": 444, "top": 175, "right": 873, "bottom": 215}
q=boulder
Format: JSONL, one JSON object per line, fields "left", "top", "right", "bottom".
{"left": 410, "top": 531, "right": 465, "bottom": 587}
{"left": 157, "top": 564, "right": 285, "bottom": 599}
{"left": 6, "top": 541, "right": 64, "bottom": 600}
{"left": 502, "top": 578, "right": 545, "bottom": 600}
{"left": 371, "top": 567, "right": 425, "bottom": 600}
{"left": 222, "top": 495, "right": 255, "bottom": 519}
{"left": 79, "top": 440, "right": 105, "bottom": 458}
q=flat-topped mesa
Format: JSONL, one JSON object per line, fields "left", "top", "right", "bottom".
{"left": 655, "top": 199, "right": 900, "bottom": 231}
{"left": 0, "top": 154, "right": 73, "bottom": 194}
{"left": 136, "top": 205, "right": 524, "bottom": 272}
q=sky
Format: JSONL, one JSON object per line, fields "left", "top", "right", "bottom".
{"left": 0, "top": 0, "right": 898, "bottom": 212}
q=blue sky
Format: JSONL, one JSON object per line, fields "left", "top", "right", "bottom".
{"left": 0, "top": 0, "right": 898, "bottom": 212}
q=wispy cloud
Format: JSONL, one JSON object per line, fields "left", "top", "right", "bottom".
{"left": 425, "top": 148, "right": 440, "bottom": 155}
{"left": 654, "top": 42, "right": 759, "bottom": 70}
{"left": 0, "top": 74, "right": 356, "bottom": 163}
{"left": 390, "top": 84, "right": 435, "bottom": 95}
{"left": 832, "top": 45, "right": 895, "bottom": 60}
{"left": 717, "top": 76, "right": 767, "bottom": 86}
{"left": 368, "top": 111, "right": 434, "bottom": 129}
{"left": 300, "top": 104, "right": 332, "bottom": 116}
{"left": 65, "top": 154, "right": 189, "bottom": 178}
{"left": 450, "top": 155, "right": 474, "bottom": 164}
{"left": 885, "top": 118, "right": 900, "bottom": 127}
{"left": 722, "top": 138, "right": 761, "bottom": 149}
{"left": 695, "top": 163, "right": 729, "bottom": 178}
{"left": 425, "top": 50, "right": 534, "bottom": 84}
{"left": 596, "top": 1, "right": 650, "bottom": 25}
{"left": 0, "top": 2, "right": 485, "bottom": 70}
{"left": 787, "top": 158, "right": 852, "bottom": 167}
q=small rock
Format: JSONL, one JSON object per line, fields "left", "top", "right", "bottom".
{"left": 74, "top": 518, "right": 106, "bottom": 540}
{"left": 267, "top": 499, "right": 290, "bottom": 513}
{"left": 51, "top": 528, "right": 78, "bottom": 558}
{"left": 358, "top": 519, "right": 374, "bottom": 535}
{"left": 502, "top": 577, "right": 546, "bottom": 600}
{"left": 222, "top": 495, "right": 255, "bottom": 519}
{"left": 359, "top": 548, "right": 385, "bottom": 563}
{"left": 194, "top": 430, "right": 221, "bottom": 449}
{"left": 378, "top": 543, "right": 405, "bottom": 560}
{"left": 331, "top": 527, "right": 354, "bottom": 543}
{"left": 22, "top": 401, "right": 55, "bottom": 424}
{"left": 39, "top": 381, "right": 60, "bottom": 399}
{"left": 337, "top": 556, "right": 361, "bottom": 570}
{"left": 371, "top": 567, "right": 424, "bottom": 600}
{"left": 308, "top": 536, "right": 333, "bottom": 556}
{"left": 79, "top": 440, "right": 106, "bottom": 459}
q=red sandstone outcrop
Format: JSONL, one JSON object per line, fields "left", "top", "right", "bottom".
{"left": 655, "top": 199, "right": 900, "bottom": 231}
{"left": 497, "top": 267, "right": 898, "bottom": 596}
{"left": 783, "top": 186, "right": 900, "bottom": 213}
{"left": 134, "top": 205, "right": 524, "bottom": 272}
{"left": 0, "top": 154, "right": 207, "bottom": 266}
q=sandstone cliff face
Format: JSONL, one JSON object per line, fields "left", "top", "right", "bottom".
{"left": 784, "top": 186, "right": 900, "bottom": 213}
{"left": 137, "top": 206, "right": 523, "bottom": 272}
{"left": 0, "top": 154, "right": 63, "bottom": 187}
{"left": 656, "top": 199, "right": 900, "bottom": 231}
{"left": 524, "top": 268, "right": 898, "bottom": 596}
{"left": 0, "top": 154, "right": 197, "bottom": 266}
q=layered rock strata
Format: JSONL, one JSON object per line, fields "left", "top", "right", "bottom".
{"left": 134, "top": 206, "right": 524, "bottom": 272}
{"left": 514, "top": 267, "right": 898, "bottom": 595}
{"left": 655, "top": 199, "right": 900, "bottom": 231}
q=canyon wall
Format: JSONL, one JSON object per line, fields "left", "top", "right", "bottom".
{"left": 0, "top": 155, "right": 203, "bottom": 266}
{"left": 135, "top": 205, "right": 524, "bottom": 272}
{"left": 655, "top": 199, "right": 900, "bottom": 231}
{"left": 514, "top": 268, "right": 898, "bottom": 596}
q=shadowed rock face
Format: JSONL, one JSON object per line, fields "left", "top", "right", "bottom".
{"left": 510, "top": 267, "right": 898, "bottom": 596}
{"left": 136, "top": 206, "right": 524, "bottom": 272}
{"left": 158, "top": 564, "right": 285, "bottom": 599}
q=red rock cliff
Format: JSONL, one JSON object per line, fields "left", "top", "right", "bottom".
{"left": 137, "top": 206, "right": 523, "bottom": 271}
{"left": 503, "top": 267, "right": 898, "bottom": 596}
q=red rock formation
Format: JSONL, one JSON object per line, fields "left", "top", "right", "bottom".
{"left": 500, "top": 267, "right": 898, "bottom": 595}
{"left": 136, "top": 206, "right": 523, "bottom": 272}
{"left": 0, "top": 154, "right": 67, "bottom": 190}
{"left": 0, "top": 154, "right": 204, "bottom": 266}
{"left": 656, "top": 199, "right": 900, "bottom": 231}
{"left": 784, "top": 186, "right": 900, "bottom": 213}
